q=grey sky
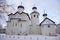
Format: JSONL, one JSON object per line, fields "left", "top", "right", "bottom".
{"left": 6, "top": 0, "right": 60, "bottom": 24}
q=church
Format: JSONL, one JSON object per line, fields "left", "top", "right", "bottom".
{"left": 6, "top": 5, "right": 56, "bottom": 36}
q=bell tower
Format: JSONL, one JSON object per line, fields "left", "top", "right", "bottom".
{"left": 31, "top": 6, "right": 40, "bottom": 26}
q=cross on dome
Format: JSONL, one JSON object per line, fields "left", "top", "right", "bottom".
{"left": 43, "top": 10, "right": 47, "bottom": 17}
{"left": 17, "top": 2, "right": 24, "bottom": 9}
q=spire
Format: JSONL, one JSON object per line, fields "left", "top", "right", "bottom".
{"left": 32, "top": 4, "right": 37, "bottom": 9}
{"left": 43, "top": 10, "right": 47, "bottom": 16}
{"left": 17, "top": 2, "right": 24, "bottom": 9}
{"left": 32, "top": 4, "right": 37, "bottom": 12}
{"left": 21, "top": 2, "right": 22, "bottom": 5}
{"left": 44, "top": 10, "right": 45, "bottom": 14}
{"left": 34, "top": 4, "right": 35, "bottom": 7}
{"left": 43, "top": 10, "right": 47, "bottom": 14}
{"left": 43, "top": 10, "right": 47, "bottom": 18}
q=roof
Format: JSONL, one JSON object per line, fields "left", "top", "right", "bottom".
{"left": 8, "top": 12, "right": 19, "bottom": 16}
{"left": 43, "top": 14, "right": 47, "bottom": 16}
{"left": 18, "top": 5, "right": 24, "bottom": 9}
{"left": 32, "top": 7, "right": 37, "bottom": 9}
{"left": 8, "top": 11, "right": 30, "bottom": 20}
{"left": 8, "top": 13, "right": 13, "bottom": 16}
{"left": 40, "top": 17, "right": 55, "bottom": 25}
{"left": 31, "top": 11, "right": 39, "bottom": 15}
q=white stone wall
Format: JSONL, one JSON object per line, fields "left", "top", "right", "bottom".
{"left": 31, "top": 13, "right": 39, "bottom": 26}
{"left": 42, "top": 19, "right": 55, "bottom": 24}
{"left": 56, "top": 24, "right": 60, "bottom": 34}
{"left": 6, "top": 12, "right": 30, "bottom": 35}
{"left": 41, "top": 24, "right": 56, "bottom": 36}
{"left": 6, "top": 11, "right": 57, "bottom": 36}
{"left": 30, "top": 25, "right": 41, "bottom": 35}
{"left": 30, "top": 12, "right": 40, "bottom": 35}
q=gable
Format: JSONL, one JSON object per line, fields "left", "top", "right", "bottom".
{"left": 40, "top": 18, "right": 55, "bottom": 25}
{"left": 8, "top": 12, "right": 30, "bottom": 20}
{"left": 22, "top": 13, "right": 30, "bottom": 20}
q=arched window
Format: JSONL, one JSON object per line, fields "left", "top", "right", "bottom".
{"left": 34, "top": 15, "right": 35, "bottom": 17}
{"left": 13, "top": 22, "right": 14, "bottom": 26}
{"left": 48, "top": 25, "right": 50, "bottom": 28}
{"left": 18, "top": 34, "right": 20, "bottom": 35}
{"left": 37, "top": 15, "right": 38, "bottom": 18}
{"left": 21, "top": 24, "right": 22, "bottom": 27}
{"left": 15, "top": 23, "right": 17, "bottom": 26}
{"left": 25, "top": 33, "right": 28, "bottom": 35}
{"left": 31, "top": 16, "right": 32, "bottom": 18}
{"left": 49, "top": 33, "right": 51, "bottom": 36}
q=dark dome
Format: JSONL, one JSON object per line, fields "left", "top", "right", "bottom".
{"left": 32, "top": 7, "right": 37, "bottom": 9}
{"left": 43, "top": 14, "right": 47, "bottom": 16}
{"left": 18, "top": 5, "right": 24, "bottom": 9}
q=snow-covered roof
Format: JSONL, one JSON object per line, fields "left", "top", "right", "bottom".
{"left": 31, "top": 11, "right": 39, "bottom": 15}
{"left": 40, "top": 17, "right": 55, "bottom": 25}
{"left": 8, "top": 12, "right": 30, "bottom": 20}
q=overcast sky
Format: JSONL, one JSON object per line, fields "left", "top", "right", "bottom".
{"left": 2, "top": 0, "right": 60, "bottom": 26}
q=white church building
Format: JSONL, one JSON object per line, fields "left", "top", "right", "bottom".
{"left": 6, "top": 5, "right": 56, "bottom": 36}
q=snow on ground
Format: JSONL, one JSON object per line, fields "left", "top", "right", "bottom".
{"left": 0, "top": 34, "right": 60, "bottom": 40}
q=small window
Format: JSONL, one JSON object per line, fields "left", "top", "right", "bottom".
{"left": 49, "top": 33, "right": 51, "bottom": 36}
{"left": 37, "top": 15, "right": 38, "bottom": 18}
{"left": 18, "top": 19, "right": 21, "bottom": 21}
{"left": 3, "top": 32, "right": 5, "bottom": 33}
{"left": 0, "top": 29, "right": 1, "bottom": 31}
{"left": 31, "top": 16, "right": 32, "bottom": 18}
{"left": 34, "top": 15, "right": 35, "bottom": 17}
{"left": 18, "top": 34, "right": 20, "bottom": 35}
{"left": 25, "top": 34, "right": 28, "bottom": 35}
{"left": 20, "top": 32, "right": 21, "bottom": 33}
{"left": 13, "top": 23, "right": 14, "bottom": 26}
{"left": 48, "top": 25, "right": 50, "bottom": 28}
{"left": 21, "top": 24, "right": 22, "bottom": 27}
{"left": 15, "top": 23, "right": 17, "bottom": 26}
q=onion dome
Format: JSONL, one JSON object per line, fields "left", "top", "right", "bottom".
{"left": 32, "top": 7, "right": 37, "bottom": 9}
{"left": 43, "top": 13, "right": 47, "bottom": 16}
{"left": 18, "top": 5, "right": 24, "bottom": 9}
